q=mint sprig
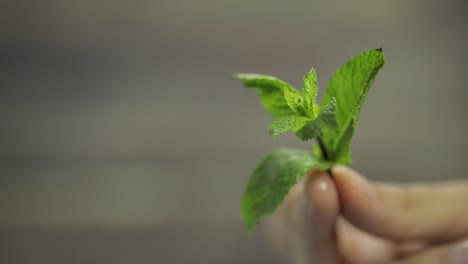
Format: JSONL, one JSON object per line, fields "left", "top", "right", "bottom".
{"left": 237, "top": 48, "right": 385, "bottom": 233}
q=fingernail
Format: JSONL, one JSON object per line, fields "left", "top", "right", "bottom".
{"left": 450, "top": 239, "right": 468, "bottom": 264}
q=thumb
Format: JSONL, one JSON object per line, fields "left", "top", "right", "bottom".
{"left": 267, "top": 169, "right": 343, "bottom": 263}
{"left": 302, "top": 169, "right": 343, "bottom": 263}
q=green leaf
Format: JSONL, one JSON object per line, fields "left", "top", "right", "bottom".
{"left": 312, "top": 144, "right": 323, "bottom": 159}
{"left": 331, "top": 120, "right": 354, "bottom": 164}
{"left": 302, "top": 68, "right": 319, "bottom": 118}
{"left": 283, "top": 86, "right": 305, "bottom": 116}
{"left": 236, "top": 73, "right": 298, "bottom": 118}
{"left": 296, "top": 97, "right": 338, "bottom": 141}
{"left": 269, "top": 115, "right": 310, "bottom": 138}
{"left": 320, "top": 48, "right": 385, "bottom": 164}
{"left": 242, "top": 148, "right": 331, "bottom": 233}
{"left": 314, "top": 97, "right": 339, "bottom": 131}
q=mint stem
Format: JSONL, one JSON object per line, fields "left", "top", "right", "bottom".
{"left": 317, "top": 137, "right": 334, "bottom": 178}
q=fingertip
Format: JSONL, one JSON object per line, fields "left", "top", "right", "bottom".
{"left": 332, "top": 166, "right": 367, "bottom": 184}
{"left": 332, "top": 166, "right": 372, "bottom": 192}
{"left": 331, "top": 166, "right": 379, "bottom": 230}
{"left": 330, "top": 165, "right": 350, "bottom": 176}
{"left": 332, "top": 166, "right": 375, "bottom": 201}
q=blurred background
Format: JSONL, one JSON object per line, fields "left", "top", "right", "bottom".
{"left": 0, "top": 0, "right": 467, "bottom": 263}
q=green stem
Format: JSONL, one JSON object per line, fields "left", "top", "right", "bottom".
{"left": 317, "top": 137, "right": 334, "bottom": 178}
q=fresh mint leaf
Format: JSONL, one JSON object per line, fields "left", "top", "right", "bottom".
{"left": 302, "top": 68, "right": 319, "bottom": 118}
{"left": 316, "top": 97, "right": 339, "bottom": 130}
{"left": 283, "top": 86, "right": 305, "bottom": 116}
{"left": 236, "top": 73, "right": 297, "bottom": 118}
{"left": 296, "top": 97, "right": 338, "bottom": 141}
{"left": 238, "top": 70, "right": 339, "bottom": 142}
{"left": 331, "top": 122, "right": 355, "bottom": 164}
{"left": 320, "top": 49, "right": 385, "bottom": 164}
{"left": 269, "top": 115, "right": 310, "bottom": 138}
{"left": 280, "top": 68, "right": 320, "bottom": 119}
{"left": 242, "top": 148, "right": 331, "bottom": 233}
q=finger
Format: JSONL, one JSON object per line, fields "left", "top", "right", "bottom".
{"left": 267, "top": 169, "right": 344, "bottom": 263}
{"left": 301, "top": 169, "right": 343, "bottom": 263}
{"left": 389, "top": 239, "right": 468, "bottom": 264}
{"left": 333, "top": 166, "right": 468, "bottom": 242}
{"left": 337, "top": 217, "right": 429, "bottom": 263}
{"left": 337, "top": 217, "right": 394, "bottom": 263}
{"left": 337, "top": 218, "right": 397, "bottom": 263}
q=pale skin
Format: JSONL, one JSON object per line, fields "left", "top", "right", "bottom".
{"left": 267, "top": 166, "right": 468, "bottom": 264}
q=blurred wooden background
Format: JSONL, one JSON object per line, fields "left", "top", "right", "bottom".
{"left": 0, "top": 0, "right": 467, "bottom": 263}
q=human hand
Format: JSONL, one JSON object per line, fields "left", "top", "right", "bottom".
{"left": 267, "top": 166, "right": 468, "bottom": 264}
